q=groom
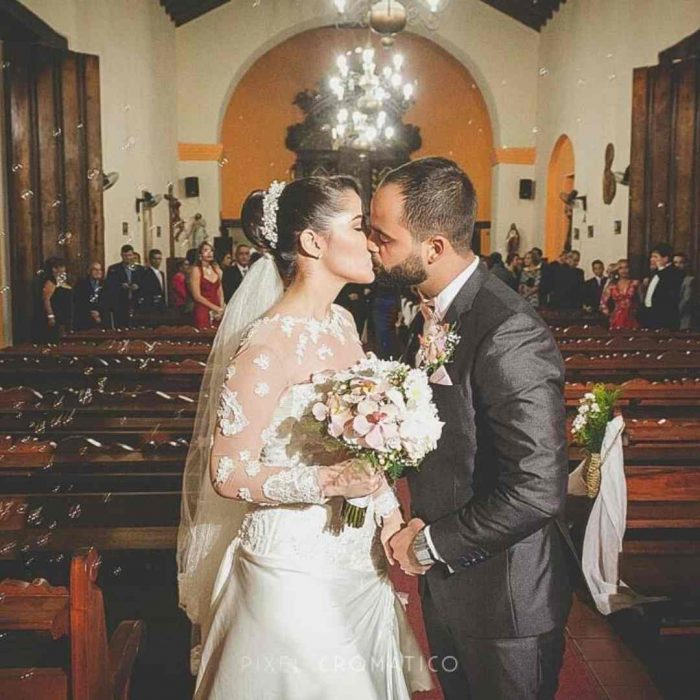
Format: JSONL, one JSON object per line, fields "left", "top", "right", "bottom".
{"left": 370, "top": 158, "right": 573, "bottom": 699}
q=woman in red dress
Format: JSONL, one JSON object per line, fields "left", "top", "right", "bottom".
{"left": 189, "top": 242, "right": 224, "bottom": 329}
{"left": 600, "top": 258, "right": 641, "bottom": 330}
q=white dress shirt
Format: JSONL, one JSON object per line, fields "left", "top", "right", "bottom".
{"left": 644, "top": 264, "right": 667, "bottom": 308}
{"left": 420, "top": 255, "right": 480, "bottom": 567}
{"left": 431, "top": 255, "right": 480, "bottom": 321}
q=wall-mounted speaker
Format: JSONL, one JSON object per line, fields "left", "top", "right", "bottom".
{"left": 184, "top": 176, "right": 199, "bottom": 198}
{"left": 519, "top": 179, "right": 535, "bottom": 200}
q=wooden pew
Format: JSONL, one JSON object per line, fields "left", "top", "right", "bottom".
{"left": 0, "top": 547, "right": 143, "bottom": 700}
{"left": 65, "top": 325, "right": 216, "bottom": 342}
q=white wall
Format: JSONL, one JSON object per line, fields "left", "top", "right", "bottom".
{"left": 174, "top": 0, "right": 541, "bottom": 249}
{"left": 19, "top": 0, "right": 178, "bottom": 266}
{"left": 534, "top": 0, "right": 700, "bottom": 272}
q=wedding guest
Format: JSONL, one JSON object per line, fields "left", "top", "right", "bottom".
{"left": 104, "top": 244, "right": 144, "bottom": 328}
{"left": 139, "top": 248, "right": 167, "bottom": 311}
{"left": 640, "top": 242, "right": 684, "bottom": 330}
{"left": 583, "top": 259, "right": 608, "bottom": 311}
{"left": 34, "top": 257, "right": 72, "bottom": 343}
{"left": 549, "top": 251, "right": 583, "bottom": 309}
{"left": 519, "top": 251, "right": 541, "bottom": 307}
{"left": 170, "top": 258, "right": 192, "bottom": 320}
{"left": 505, "top": 252, "right": 523, "bottom": 288}
{"left": 222, "top": 243, "right": 251, "bottom": 303}
{"left": 73, "top": 261, "right": 105, "bottom": 330}
{"left": 189, "top": 241, "right": 224, "bottom": 329}
{"left": 674, "top": 252, "right": 695, "bottom": 330}
{"left": 218, "top": 251, "right": 233, "bottom": 270}
{"left": 600, "top": 259, "right": 641, "bottom": 330}
{"left": 487, "top": 252, "right": 518, "bottom": 290}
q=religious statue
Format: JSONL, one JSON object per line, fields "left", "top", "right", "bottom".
{"left": 505, "top": 223, "right": 521, "bottom": 255}
{"left": 186, "top": 213, "right": 208, "bottom": 248}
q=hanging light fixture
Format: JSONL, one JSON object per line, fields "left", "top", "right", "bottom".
{"left": 327, "top": 45, "right": 416, "bottom": 150}
{"left": 257, "top": 2, "right": 451, "bottom": 46}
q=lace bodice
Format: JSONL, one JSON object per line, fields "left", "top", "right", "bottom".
{"left": 209, "top": 304, "right": 397, "bottom": 571}
{"left": 210, "top": 305, "right": 363, "bottom": 501}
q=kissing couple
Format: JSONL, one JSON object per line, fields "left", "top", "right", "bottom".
{"left": 177, "top": 157, "right": 574, "bottom": 699}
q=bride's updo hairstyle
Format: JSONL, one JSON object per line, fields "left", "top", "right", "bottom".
{"left": 240, "top": 176, "right": 362, "bottom": 284}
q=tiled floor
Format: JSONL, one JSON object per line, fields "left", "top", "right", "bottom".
{"left": 566, "top": 596, "right": 663, "bottom": 700}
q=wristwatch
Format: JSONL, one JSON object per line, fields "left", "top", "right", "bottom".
{"left": 412, "top": 528, "right": 436, "bottom": 567}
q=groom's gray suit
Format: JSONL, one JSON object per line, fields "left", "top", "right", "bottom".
{"left": 405, "top": 262, "right": 573, "bottom": 699}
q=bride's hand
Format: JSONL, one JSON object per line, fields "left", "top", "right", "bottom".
{"left": 319, "top": 459, "right": 383, "bottom": 499}
{"left": 381, "top": 509, "right": 404, "bottom": 565}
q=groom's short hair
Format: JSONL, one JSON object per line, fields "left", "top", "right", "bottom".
{"left": 379, "top": 157, "right": 477, "bottom": 253}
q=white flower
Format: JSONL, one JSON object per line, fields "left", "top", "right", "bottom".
{"left": 254, "top": 382, "right": 270, "bottom": 397}
{"left": 317, "top": 345, "right": 333, "bottom": 360}
{"left": 253, "top": 354, "right": 270, "bottom": 371}
{"left": 214, "top": 456, "right": 236, "bottom": 487}
{"left": 584, "top": 392, "right": 595, "bottom": 401}
{"left": 217, "top": 387, "right": 249, "bottom": 437}
{"left": 238, "top": 487, "right": 252, "bottom": 502}
{"left": 245, "top": 461, "right": 261, "bottom": 477}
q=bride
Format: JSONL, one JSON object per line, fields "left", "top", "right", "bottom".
{"left": 177, "top": 176, "right": 432, "bottom": 699}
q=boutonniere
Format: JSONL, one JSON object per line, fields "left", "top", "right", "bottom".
{"left": 417, "top": 320, "right": 461, "bottom": 385}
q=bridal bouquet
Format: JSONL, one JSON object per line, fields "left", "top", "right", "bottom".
{"left": 311, "top": 355, "right": 444, "bottom": 527}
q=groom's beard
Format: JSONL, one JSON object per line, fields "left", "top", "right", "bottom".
{"left": 372, "top": 251, "right": 428, "bottom": 287}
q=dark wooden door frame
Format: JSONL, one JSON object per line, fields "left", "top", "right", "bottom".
{"left": 0, "top": 0, "right": 68, "bottom": 48}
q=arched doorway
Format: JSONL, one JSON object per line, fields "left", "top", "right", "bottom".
{"left": 219, "top": 27, "right": 494, "bottom": 248}
{"left": 545, "top": 135, "right": 575, "bottom": 259}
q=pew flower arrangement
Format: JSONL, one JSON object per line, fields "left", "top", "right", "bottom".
{"left": 571, "top": 384, "right": 621, "bottom": 498}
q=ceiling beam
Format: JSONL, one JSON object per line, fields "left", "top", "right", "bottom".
{"left": 170, "top": 0, "right": 230, "bottom": 27}
{"left": 480, "top": 0, "right": 546, "bottom": 31}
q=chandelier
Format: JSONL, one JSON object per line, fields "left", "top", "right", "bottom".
{"left": 328, "top": 46, "right": 416, "bottom": 150}
{"left": 254, "top": 1, "right": 451, "bottom": 46}
{"left": 333, "top": 0, "right": 451, "bottom": 40}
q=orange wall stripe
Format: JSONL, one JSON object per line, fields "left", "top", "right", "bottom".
{"left": 178, "top": 142, "right": 224, "bottom": 161}
{"left": 491, "top": 147, "right": 536, "bottom": 166}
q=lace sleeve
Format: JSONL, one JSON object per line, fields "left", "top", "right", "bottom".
{"left": 210, "top": 339, "right": 325, "bottom": 505}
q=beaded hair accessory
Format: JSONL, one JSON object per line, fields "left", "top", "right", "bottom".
{"left": 261, "top": 180, "right": 286, "bottom": 249}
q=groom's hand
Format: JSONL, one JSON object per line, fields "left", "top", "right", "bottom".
{"left": 390, "top": 518, "right": 432, "bottom": 576}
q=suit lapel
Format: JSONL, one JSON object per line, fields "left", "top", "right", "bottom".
{"left": 444, "top": 262, "right": 489, "bottom": 326}
{"left": 442, "top": 263, "right": 490, "bottom": 384}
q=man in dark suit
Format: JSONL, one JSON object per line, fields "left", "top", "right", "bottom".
{"left": 73, "top": 261, "right": 105, "bottom": 330}
{"left": 103, "top": 244, "right": 144, "bottom": 328}
{"left": 371, "top": 158, "right": 572, "bottom": 699}
{"left": 583, "top": 259, "right": 608, "bottom": 311}
{"left": 139, "top": 248, "right": 167, "bottom": 311}
{"left": 222, "top": 244, "right": 251, "bottom": 302}
{"left": 641, "top": 242, "right": 684, "bottom": 330}
{"left": 549, "top": 251, "right": 583, "bottom": 309}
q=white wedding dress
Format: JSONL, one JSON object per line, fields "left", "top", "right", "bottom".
{"left": 194, "top": 305, "right": 432, "bottom": 699}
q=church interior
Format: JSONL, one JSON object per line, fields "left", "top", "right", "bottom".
{"left": 0, "top": 0, "right": 699, "bottom": 698}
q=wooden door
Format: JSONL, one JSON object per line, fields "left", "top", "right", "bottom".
{"left": 3, "top": 43, "right": 103, "bottom": 342}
